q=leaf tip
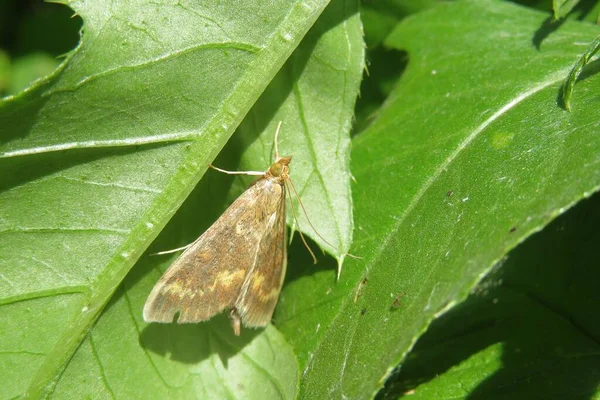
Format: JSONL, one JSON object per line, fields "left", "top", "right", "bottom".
{"left": 336, "top": 254, "right": 346, "bottom": 281}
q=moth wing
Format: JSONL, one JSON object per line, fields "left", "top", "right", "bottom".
{"left": 234, "top": 184, "right": 287, "bottom": 328}
{"left": 143, "top": 179, "right": 279, "bottom": 323}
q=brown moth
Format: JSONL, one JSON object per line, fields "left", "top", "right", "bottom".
{"left": 143, "top": 122, "right": 296, "bottom": 336}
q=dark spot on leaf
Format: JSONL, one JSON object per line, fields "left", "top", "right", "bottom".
{"left": 390, "top": 293, "right": 404, "bottom": 311}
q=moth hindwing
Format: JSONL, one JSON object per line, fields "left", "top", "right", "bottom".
{"left": 143, "top": 153, "right": 291, "bottom": 336}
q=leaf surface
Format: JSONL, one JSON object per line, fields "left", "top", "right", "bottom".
{"left": 0, "top": 0, "right": 342, "bottom": 397}
{"left": 273, "top": 1, "right": 600, "bottom": 398}
{"left": 382, "top": 193, "right": 600, "bottom": 399}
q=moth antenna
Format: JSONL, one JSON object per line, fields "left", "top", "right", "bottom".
{"left": 285, "top": 181, "right": 317, "bottom": 264}
{"left": 273, "top": 121, "right": 283, "bottom": 160}
{"left": 285, "top": 196, "right": 298, "bottom": 246}
{"left": 287, "top": 177, "right": 338, "bottom": 251}
{"left": 209, "top": 164, "right": 264, "bottom": 176}
{"left": 287, "top": 177, "right": 362, "bottom": 280}
{"left": 151, "top": 243, "right": 193, "bottom": 256}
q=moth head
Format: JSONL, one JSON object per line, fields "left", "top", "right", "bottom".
{"left": 268, "top": 156, "right": 292, "bottom": 181}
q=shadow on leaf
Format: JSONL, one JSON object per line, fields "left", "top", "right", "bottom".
{"left": 139, "top": 313, "right": 261, "bottom": 366}
{"left": 379, "top": 192, "right": 600, "bottom": 399}
{"left": 531, "top": 0, "right": 599, "bottom": 50}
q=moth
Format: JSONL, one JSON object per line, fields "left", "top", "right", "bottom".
{"left": 143, "top": 122, "right": 314, "bottom": 335}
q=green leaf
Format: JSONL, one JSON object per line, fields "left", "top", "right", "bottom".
{"left": 383, "top": 193, "right": 600, "bottom": 399}
{"left": 0, "top": 0, "right": 361, "bottom": 397}
{"left": 357, "top": 1, "right": 430, "bottom": 134}
{"left": 7, "top": 53, "right": 60, "bottom": 96}
{"left": 233, "top": 0, "right": 364, "bottom": 272}
{"left": 274, "top": 1, "right": 600, "bottom": 398}
{"left": 35, "top": 0, "right": 362, "bottom": 397}
{"left": 553, "top": 0, "right": 580, "bottom": 20}
{"left": 562, "top": 33, "right": 600, "bottom": 112}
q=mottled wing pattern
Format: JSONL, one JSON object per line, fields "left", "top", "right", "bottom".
{"left": 234, "top": 183, "right": 287, "bottom": 328}
{"left": 143, "top": 178, "right": 283, "bottom": 324}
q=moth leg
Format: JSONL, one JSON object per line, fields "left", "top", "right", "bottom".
{"left": 209, "top": 164, "right": 264, "bottom": 176}
{"left": 229, "top": 308, "right": 242, "bottom": 336}
{"left": 151, "top": 243, "right": 193, "bottom": 256}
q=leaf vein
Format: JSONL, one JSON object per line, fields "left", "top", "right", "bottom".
{"left": 46, "top": 41, "right": 260, "bottom": 96}
{"left": 0, "top": 286, "right": 89, "bottom": 306}
{"left": 367, "top": 71, "right": 571, "bottom": 275}
{"left": 123, "top": 287, "right": 173, "bottom": 389}
{"left": 31, "top": 256, "right": 71, "bottom": 283}
{"left": 54, "top": 175, "right": 162, "bottom": 194}
{"left": 174, "top": 2, "right": 233, "bottom": 41}
{"left": 0, "top": 350, "right": 46, "bottom": 356}
{"left": 89, "top": 333, "right": 117, "bottom": 399}
{"left": 292, "top": 83, "right": 344, "bottom": 249}
{"left": 0, "top": 227, "right": 130, "bottom": 235}
{"left": 0, "top": 132, "right": 196, "bottom": 158}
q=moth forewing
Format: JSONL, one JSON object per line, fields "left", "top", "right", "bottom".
{"left": 143, "top": 154, "right": 291, "bottom": 336}
{"left": 233, "top": 180, "right": 287, "bottom": 327}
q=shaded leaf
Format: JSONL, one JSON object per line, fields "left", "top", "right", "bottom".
{"left": 7, "top": 53, "right": 60, "bottom": 96}
{"left": 53, "top": 258, "right": 299, "bottom": 399}
{"left": 383, "top": 193, "right": 600, "bottom": 399}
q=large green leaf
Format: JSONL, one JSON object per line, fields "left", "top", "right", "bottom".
{"left": 381, "top": 192, "right": 600, "bottom": 399}
{"left": 0, "top": 0, "right": 367, "bottom": 397}
{"left": 274, "top": 1, "right": 600, "bottom": 398}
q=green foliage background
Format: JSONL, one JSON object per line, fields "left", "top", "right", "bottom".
{"left": 1, "top": 1, "right": 600, "bottom": 399}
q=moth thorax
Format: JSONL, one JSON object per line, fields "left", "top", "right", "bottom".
{"left": 268, "top": 156, "right": 292, "bottom": 179}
